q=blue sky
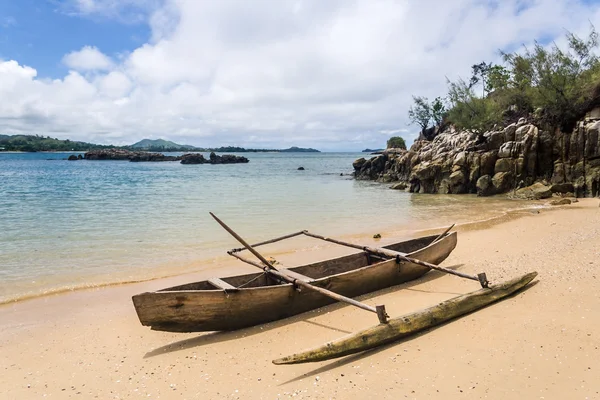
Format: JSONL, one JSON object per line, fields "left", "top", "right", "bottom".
{"left": 0, "top": 0, "right": 150, "bottom": 78}
{"left": 1, "top": 0, "right": 600, "bottom": 150}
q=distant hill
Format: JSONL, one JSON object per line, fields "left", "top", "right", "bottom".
{"left": 129, "top": 139, "right": 197, "bottom": 151}
{"left": 0, "top": 134, "right": 321, "bottom": 153}
{"left": 362, "top": 148, "right": 384, "bottom": 152}
{"left": 279, "top": 146, "right": 320, "bottom": 153}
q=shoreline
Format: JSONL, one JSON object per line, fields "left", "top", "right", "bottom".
{"left": 0, "top": 197, "right": 552, "bottom": 306}
{"left": 1, "top": 199, "right": 599, "bottom": 399}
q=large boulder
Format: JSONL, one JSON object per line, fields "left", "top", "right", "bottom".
{"left": 513, "top": 182, "right": 552, "bottom": 200}
{"left": 476, "top": 175, "right": 494, "bottom": 196}
{"left": 492, "top": 172, "right": 513, "bottom": 193}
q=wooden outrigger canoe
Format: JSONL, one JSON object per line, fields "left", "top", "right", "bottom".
{"left": 273, "top": 271, "right": 538, "bottom": 365}
{"left": 132, "top": 229, "right": 458, "bottom": 332}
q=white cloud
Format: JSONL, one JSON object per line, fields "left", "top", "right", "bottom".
{"left": 4, "top": 0, "right": 600, "bottom": 150}
{"left": 62, "top": 46, "right": 114, "bottom": 71}
{"left": 59, "top": 0, "right": 164, "bottom": 23}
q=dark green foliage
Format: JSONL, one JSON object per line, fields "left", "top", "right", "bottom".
{"left": 0, "top": 134, "right": 114, "bottom": 152}
{"left": 408, "top": 96, "right": 432, "bottom": 132}
{"left": 411, "top": 26, "right": 600, "bottom": 133}
{"left": 446, "top": 78, "right": 502, "bottom": 133}
{"left": 387, "top": 136, "right": 407, "bottom": 150}
{"left": 431, "top": 97, "right": 447, "bottom": 126}
{"left": 408, "top": 96, "right": 447, "bottom": 132}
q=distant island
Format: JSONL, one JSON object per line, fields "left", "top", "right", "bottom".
{"left": 362, "top": 148, "right": 384, "bottom": 152}
{"left": 0, "top": 135, "right": 320, "bottom": 153}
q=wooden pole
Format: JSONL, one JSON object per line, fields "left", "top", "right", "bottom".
{"left": 430, "top": 224, "right": 455, "bottom": 245}
{"left": 229, "top": 230, "right": 306, "bottom": 253}
{"left": 302, "top": 231, "right": 488, "bottom": 287}
{"left": 210, "top": 213, "right": 389, "bottom": 323}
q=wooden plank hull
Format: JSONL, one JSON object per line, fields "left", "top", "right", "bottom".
{"left": 273, "top": 271, "right": 538, "bottom": 365}
{"left": 132, "top": 232, "right": 457, "bottom": 332}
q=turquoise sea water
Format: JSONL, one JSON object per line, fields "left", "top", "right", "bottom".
{"left": 0, "top": 152, "right": 531, "bottom": 303}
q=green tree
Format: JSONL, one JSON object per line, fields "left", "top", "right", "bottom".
{"left": 502, "top": 25, "right": 600, "bottom": 128}
{"left": 387, "top": 136, "right": 407, "bottom": 150}
{"left": 469, "top": 62, "right": 493, "bottom": 97}
{"left": 431, "top": 97, "right": 446, "bottom": 126}
{"left": 446, "top": 78, "right": 502, "bottom": 133}
{"left": 407, "top": 96, "right": 431, "bottom": 133}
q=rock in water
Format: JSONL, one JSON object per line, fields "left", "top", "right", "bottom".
{"left": 549, "top": 198, "right": 572, "bottom": 206}
{"left": 180, "top": 153, "right": 207, "bottom": 164}
{"left": 180, "top": 152, "right": 249, "bottom": 165}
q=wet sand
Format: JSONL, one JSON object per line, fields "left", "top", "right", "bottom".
{"left": 1, "top": 199, "right": 599, "bottom": 399}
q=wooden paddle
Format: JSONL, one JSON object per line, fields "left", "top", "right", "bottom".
{"left": 302, "top": 231, "right": 488, "bottom": 287}
{"left": 209, "top": 212, "right": 389, "bottom": 323}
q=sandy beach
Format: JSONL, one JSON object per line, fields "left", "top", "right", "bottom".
{"left": 1, "top": 199, "right": 599, "bottom": 400}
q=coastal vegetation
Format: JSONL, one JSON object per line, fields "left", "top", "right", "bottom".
{"left": 0, "top": 134, "right": 113, "bottom": 152}
{"left": 386, "top": 136, "right": 407, "bottom": 150}
{"left": 409, "top": 26, "right": 600, "bottom": 134}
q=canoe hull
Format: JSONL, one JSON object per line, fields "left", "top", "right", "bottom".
{"left": 132, "top": 232, "right": 457, "bottom": 332}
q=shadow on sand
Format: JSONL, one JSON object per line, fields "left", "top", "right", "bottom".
{"left": 143, "top": 264, "right": 467, "bottom": 358}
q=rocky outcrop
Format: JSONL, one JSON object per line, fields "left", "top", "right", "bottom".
{"left": 180, "top": 153, "right": 206, "bottom": 164}
{"left": 84, "top": 149, "right": 175, "bottom": 161}
{"left": 85, "top": 149, "right": 250, "bottom": 165}
{"left": 180, "top": 152, "right": 249, "bottom": 165}
{"left": 354, "top": 117, "right": 600, "bottom": 197}
{"left": 84, "top": 149, "right": 136, "bottom": 160}
{"left": 208, "top": 152, "right": 249, "bottom": 164}
{"left": 130, "top": 153, "right": 179, "bottom": 162}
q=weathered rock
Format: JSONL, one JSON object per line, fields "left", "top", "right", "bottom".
{"left": 549, "top": 198, "right": 572, "bottom": 205}
{"left": 353, "top": 158, "right": 367, "bottom": 170}
{"left": 513, "top": 182, "right": 552, "bottom": 200}
{"left": 84, "top": 149, "right": 179, "bottom": 162}
{"left": 353, "top": 116, "right": 600, "bottom": 197}
{"left": 297, "top": 167, "right": 305, "bottom": 170}
{"left": 67, "top": 155, "right": 78, "bottom": 161}
{"left": 550, "top": 183, "right": 575, "bottom": 193}
{"left": 390, "top": 182, "right": 407, "bottom": 190}
{"left": 476, "top": 175, "right": 494, "bottom": 196}
{"left": 130, "top": 153, "right": 179, "bottom": 162}
{"left": 180, "top": 153, "right": 206, "bottom": 164}
{"left": 84, "top": 149, "right": 139, "bottom": 160}
{"left": 495, "top": 158, "right": 514, "bottom": 173}
{"left": 492, "top": 172, "right": 513, "bottom": 193}
{"left": 207, "top": 152, "right": 249, "bottom": 164}
{"left": 504, "top": 124, "right": 517, "bottom": 142}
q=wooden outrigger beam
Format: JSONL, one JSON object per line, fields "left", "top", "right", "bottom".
{"left": 210, "top": 213, "right": 389, "bottom": 324}
{"left": 273, "top": 271, "right": 537, "bottom": 365}
{"left": 301, "top": 231, "right": 488, "bottom": 288}
{"left": 229, "top": 231, "right": 306, "bottom": 253}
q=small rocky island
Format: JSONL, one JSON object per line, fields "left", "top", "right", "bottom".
{"left": 83, "top": 149, "right": 249, "bottom": 164}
